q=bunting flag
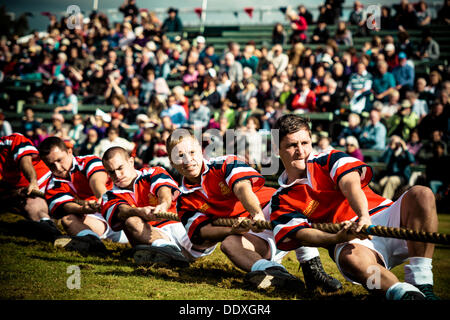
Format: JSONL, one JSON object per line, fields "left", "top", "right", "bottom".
{"left": 244, "top": 7, "right": 254, "bottom": 18}
{"left": 194, "top": 7, "right": 202, "bottom": 18}
{"left": 279, "top": 7, "right": 287, "bottom": 14}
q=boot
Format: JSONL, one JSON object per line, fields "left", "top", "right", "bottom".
{"left": 245, "top": 266, "right": 305, "bottom": 291}
{"left": 415, "top": 284, "right": 440, "bottom": 300}
{"left": 300, "top": 256, "right": 342, "bottom": 292}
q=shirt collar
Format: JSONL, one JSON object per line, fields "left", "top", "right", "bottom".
{"left": 277, "top": 170, "right": 309, "bottom": 188}
{"left": 277, "top": 152, "right": 316, "bottom": 188}
{"left": 179, "top": 159, "right": 210, "bottom": 194}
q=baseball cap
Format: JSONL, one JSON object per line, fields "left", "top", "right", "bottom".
{"left": 384, "top": 43, "right": 395, "bottom": 52}
{"left": 196, "top": 36, "right": 206, "bottom": 44}
{"left": 136, "top": 114, "right": 149, "bottom": 123}
{"left": 398, "top": 52, "right": 407, "bottom": 59}
{"left": 401, "top": 99, "right": 412, "bottom": 109}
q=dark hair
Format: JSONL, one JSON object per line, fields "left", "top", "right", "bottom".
{"left": 273, "top": 114, "right": 311, "bottom": 145}
{"left": 39, "top": 136, "right": 68, "bottom": 158}
{"left": 102, "top": 146, "right": 129, "bottom": 163}
{"left": 106, "top": 126, "right": 119, "bottom": 135}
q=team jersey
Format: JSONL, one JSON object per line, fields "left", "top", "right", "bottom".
{"left": 45, "top": 155, "right": 112, "bottom": 218}
{"left": 101, "top": 167, "right": 180, "bottom": 232}
{"left": 0, "top": 133, "right": 51, "bottom": 191}
{"left": 176, "top": 155, "right": 276, "bottom": 242}
{"left": 270, "top": 149, "right": 393, "bottom": 251}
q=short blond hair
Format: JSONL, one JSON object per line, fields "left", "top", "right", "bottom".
{"left": 166, "top": 128, "right": 200, "bottom": 158}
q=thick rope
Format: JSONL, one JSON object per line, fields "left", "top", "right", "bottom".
{"left": 153, "top": 211, "right": 450, "bottom": 245}
{"left": 29, "top": 190, "right": 450, "bottom": 245}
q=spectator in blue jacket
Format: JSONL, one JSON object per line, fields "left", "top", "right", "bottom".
{"left": 393, "top": 52, "right": 415, "bottom": 95}
{"left": 373, "top": 60, "right": 396, "bottom": 102}
{"left": 162, "top": 7, "right": 183, "bottom": 32}
{"left": 359, "top": 108, "right": 387, "bottom": 152}
{"left": 160, "top": 94, "right": 187, "bottom": 128}
{"left": 188, "top": 95, "right": 211, "bottom": 130}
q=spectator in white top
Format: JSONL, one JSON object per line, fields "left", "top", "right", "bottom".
{"left": 118, "top": 22, "right": 136, "bottom": 49}
{"left": 406, "top": 90, "right": 428, "bottom": 122}
{"left": 220, "top": 52, "right": 243, "bottom": 84}
{"left": 94, "top": 126, "right": 135, "bottom": 158}
{"left": 267, "top": 44, "right": 289, "bottom": 76}
{"left": 0, "top": 112, "right": 12, "bottom": 137}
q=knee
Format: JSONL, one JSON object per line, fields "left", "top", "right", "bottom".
{"left": 338, "top": 245, "right": 368, "bottom": 275}
{"left": 60, "top": 214, "right": 78, "bottom": 229}
{"left": 24, "top": 197, "right": 49, "bottom": 218}
{"left": 406, "top": 186, "right": 436, "bottom": 208}
{"left": 220, "top": 235, "right": 241, "bottom": 256}
{"left": 124, "top": 216, "right": 144, "bottom": 233}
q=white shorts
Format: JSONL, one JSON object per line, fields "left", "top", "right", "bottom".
{"left": 334, "top": 192, "right": 409, "bottom": 284}
{"left": 247, "top": 204, "right": 289, "bottom": 263}
{"left": 159, "top": 222, "right": 217, "bottom": 260}
{"left": 88, "top": 213, "right": 129, "bottom": 244}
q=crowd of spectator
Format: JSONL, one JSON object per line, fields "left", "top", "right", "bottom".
{"left": 0, "top": 0, "right": 449, "bottom": 210}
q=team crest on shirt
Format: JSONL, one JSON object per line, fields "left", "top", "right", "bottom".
{"left": 199, "top": 203, "right": 210, "bottom": 213}
{"left": 148, "top": 194, "right": 159, "bottom": 206}
{"left": 218, "top": 181, "right": 232, "bottom": 196}
{"left": 303, "top": 200, "right": 319, "bottom": 217}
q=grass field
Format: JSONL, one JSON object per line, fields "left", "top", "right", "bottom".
{"left": 0, "top": 212, "right": 449, "bottom": 300}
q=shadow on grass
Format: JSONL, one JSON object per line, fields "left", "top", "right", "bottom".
{"left": 27, "top": 253, "right": 134, "bottom": 267}
{"left": 0, "top": 219, "right": 56, "bottom": 243}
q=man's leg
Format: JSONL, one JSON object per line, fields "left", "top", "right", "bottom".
{"left": 24, "top": 197, "right": 50, "bottom": 221}
{"left": 382, "top": 176, "right": 403, "bottom": 200}
{"left": 54, "top": 214, "right": 108, "bottom": 254}
{"left": 400, "top": 186, "right": 439, "bottom": 299}
{"left": 123, "top": 216, "right": 168, "bottom": 247}
{"left": 221, "top": 233, "right": 304, "bottom": 290}
{"left": 338, "top": 243, "right": 424, "bottom": 300}
{"left": 21, "top": 197, "right": 62, "bottom": 241}
{"left": 60, "top": 214, "right": 107, "bottom": 237}
{"left": 220, "top": 233, "right": 271, "bottom": 272}
{"left": 125, "top": 217, "right": 189, "bottom": 266}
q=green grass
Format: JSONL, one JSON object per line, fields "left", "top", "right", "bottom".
{"left": 0, "top": 212, "right": 449, "bottom": 300}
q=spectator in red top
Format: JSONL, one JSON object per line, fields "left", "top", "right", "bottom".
{"left": 384, "top": 43, "right": 399, "bottom": 71}
{"left": 286, "top": 10, "right": 308, "bottom": 44}
{"left": 289, "top": 78, "right": 316, "bottom": 112}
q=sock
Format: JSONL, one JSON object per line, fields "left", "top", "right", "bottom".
{"left": 295, "top": 246, "right": 319, "bottom": 263}
{"left": 404, "top": 257, "right": 433, "bottom": 286}
{"left": 151, "top": 238, "right": 175, "bottom": 247}
{"left": 76, "top": 229, "right": 100, "bottom": 239}
{"left": 385, "top": 282, "right": 424, "bottom": 300}
{"left": 251, "top": 259, "right": 286, "bottom": 272}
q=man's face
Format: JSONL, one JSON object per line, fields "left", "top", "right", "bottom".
{"left": 43, "top": 146, "right": 73, "bottom": 179}
{"left": 370, "top": 110, "right": 380, "bottom": 123}
{"left": 103, "top": 153, "right": 137, "bottom": 189}
{"left": 170, "top": 137, "right": 204, "bottom": 182}
{"left": 378, "top": 63, "right": 387, "bottom": 74}
{"left": 278, "top": 129, "right": 313, "bottom": 173}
